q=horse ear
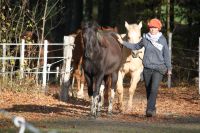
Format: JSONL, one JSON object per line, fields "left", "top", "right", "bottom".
{"left": 125, "top": 21, "right": 129, "bottom": 29}
{"left": 138, "top": 21, "right": 142, "bottom": 29}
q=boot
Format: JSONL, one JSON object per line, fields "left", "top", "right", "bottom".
{"left": 146, "top": 109, "right": 156, "bottom": 117}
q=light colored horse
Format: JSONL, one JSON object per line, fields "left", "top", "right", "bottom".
{"left": 117, "top": 21, "right": 144, "bottom": 112}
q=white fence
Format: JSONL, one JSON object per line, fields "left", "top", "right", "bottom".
{"left": 0, "top": 36, "right": 75, "bottom": 97}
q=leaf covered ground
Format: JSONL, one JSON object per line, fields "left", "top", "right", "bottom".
{"left": 0, "top": 83, "right": 200, "bottom": 132}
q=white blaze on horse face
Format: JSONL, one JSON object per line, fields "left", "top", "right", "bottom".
{"left": 125, "top": 21, "right": 142, "bottom": 43}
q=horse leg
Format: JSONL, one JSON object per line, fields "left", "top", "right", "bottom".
{"left": 84, "top": 73, "right": 93, "bottom": 116}
{"left": 93, "top": 74, "right": 104, "bottom": 117}
{"left": 104, "top": 76, "right": 111, "bottom": 106}
{"left": 126, "top": 70, "right": 142, "bottom": 112}
{"left": 97, "top": 75, "right": 110, "bottom": 113}
{"left": 68, "top": 76, "right": 75, "bottom": 97}
{"left": 77, "top": 69, "right": 85, "bottom": 98}
{"left": 98, "top": 84, "right": 105, "bottom": 111}
{"left": 72, "top": 69, "right": 81, "bottom": 97}
{"left": 108, "top": 71, "right": 118, "bottom": 115}
{"left": 96, "top": 83, "right": 105, "bottom": 117}
{"left": 116, "top": 70, "right": 125, "bottom": 112}
{"left": 76, "top": 76, "right": 81, "bottom": 97}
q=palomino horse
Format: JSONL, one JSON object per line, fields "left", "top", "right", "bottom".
{"left": 117, "top": 21, "right": 143, "bottom": 112}
{"left": 82, "top": 21, "right": 122, "bottom": 117}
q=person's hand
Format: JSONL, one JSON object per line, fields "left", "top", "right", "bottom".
{"left": 116, "top": 34, "right": 123, "bottom": 44}
{"left": 167, "top": 70, "right": 172, "bottom": 75}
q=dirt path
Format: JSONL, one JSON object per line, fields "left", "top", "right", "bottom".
{"left": 0, "top": 83, "right": 200, "bottom": 132}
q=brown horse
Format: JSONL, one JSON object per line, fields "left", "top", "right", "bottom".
{"left": 71, "top": 26, "right": 119, "bottom": 99}
{"left": 82, "top": 21, "right": 122, "bottom": 117}
{"left": 70, "top": 30, "right": 85, "bottom": 98}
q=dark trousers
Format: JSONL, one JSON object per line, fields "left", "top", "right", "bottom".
{"left": 143, "top": 68, "right": 163, "bottom": 111}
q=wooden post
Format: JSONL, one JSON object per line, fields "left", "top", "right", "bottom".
{"left": 20, "top": 39, "right": 25, "bottom": 79}
{"left": 42, "top": 40, "right": 48, "bottom": 93}
{"left": 168, "top": 32, "right": 172, "bottom": 88}
{"left": 60, "top": 36, "right": 75, "bottom": 102}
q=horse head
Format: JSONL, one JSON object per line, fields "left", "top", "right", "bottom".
{"left": 82, "top": 21, "right": 101, "bottom": 59}
{"left": 125, "top": 21, "right": 142, "bottom": 43}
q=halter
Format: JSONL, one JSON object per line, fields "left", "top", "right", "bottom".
{"left": 132, "top": 51, "right": 143, "bottom": 60}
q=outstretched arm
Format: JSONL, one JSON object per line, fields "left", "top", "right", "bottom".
{"left": 117, "top": 34, "right": 144, "bottom": 50}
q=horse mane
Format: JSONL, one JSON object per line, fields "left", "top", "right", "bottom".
{"left": 82, "top": 21, "right": 115, "bottom": 48}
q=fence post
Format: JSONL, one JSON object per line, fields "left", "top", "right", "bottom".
{"left": 60, "top": 36, "right": 74, "bottom": 102}
{"left": 199, "top": 37, "right": 200, "bottom": 94}
{"left": 168, "top": 32, "right": 172, "bottom": 88}
{"left": 42, "top": 40, "right": 48, "bottom": 93}
{"left": 20, "top": 39, "right": 25, "bottom": 79}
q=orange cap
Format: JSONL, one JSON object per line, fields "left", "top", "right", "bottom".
{"left": 148, "top": 18, "right": 162, "bottom": 30}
